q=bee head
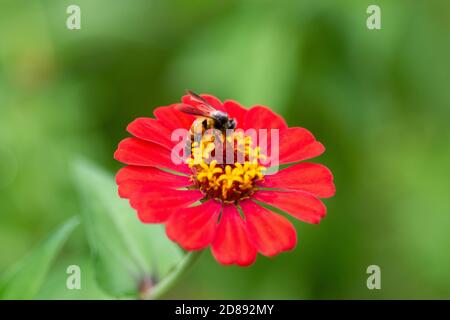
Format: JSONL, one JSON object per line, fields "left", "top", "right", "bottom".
{"left": 225, "top": 118, "right": 237, "bottom": 130}
{"left": 212, "top": 111, "right": 236, "bottom": 130}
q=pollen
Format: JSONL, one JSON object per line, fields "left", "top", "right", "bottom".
{"left": 186, "top": 131, "right": 267, "bottom": 203}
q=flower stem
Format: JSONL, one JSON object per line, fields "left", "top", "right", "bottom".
{"left": 149, "top": 250, "right": 203, "bottom": 300}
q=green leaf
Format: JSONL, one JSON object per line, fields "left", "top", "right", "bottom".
{"left": 72, "top": 159, "right": 182, "bottom": 298}
{"left": 0, "top": 217, "right": 79, "bottom": 299}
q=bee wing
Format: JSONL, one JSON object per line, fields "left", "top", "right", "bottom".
{"left": 174, "top": 103, "right": 215, "bottom": 117}
{"left": 175, "top": 91, "right": 218, "bottom": 117}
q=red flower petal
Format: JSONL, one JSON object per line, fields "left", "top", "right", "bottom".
{"left": 223, "top": 100, "right": 247, "bottom": 129}
{"left": 116, "top": 166, "right": 193, "bottom": 198}
{"left": 240, "top": 200, "right": 297, "bottom": 257}
{"left": 182, "top": 93, "right": 226, "bottom": 112}
{"left": 130, "top": 187, "right": 204, "bottom": 223}
{"left": 153, "top": 105, "right": 194, "bottom": 131}
{"left": 253, "top": 190, "right": 326, "bottom": 224}
{"left": 211, "top": 205, "right": 257, "bottom": 266}
{"left": 166, "top": 200, "right": 221, "bottom": 250}
{"left": 243, "top": 105, "right": 288, "bottom": 131}
{"left": 114, "top": 137, "right": 190, "bottom": 174}
{"left": 126, "top": 117, "right": 175, "bottom": 149}
{"left": 277, "top": 127, "right": 325, "bottom": 164}
{"left": 258, "top": 163, "right": 335, "bottom": 198}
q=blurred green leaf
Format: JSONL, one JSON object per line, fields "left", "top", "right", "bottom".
{"left": 0, "top": 217, "right": 79, "bottom": 299}
{"left": 73, "top": 159, "right": 182, "bottom": 298}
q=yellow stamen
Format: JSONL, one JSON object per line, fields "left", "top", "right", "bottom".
{"left": 186, "top": 131, "right": 267, "bottom": 203}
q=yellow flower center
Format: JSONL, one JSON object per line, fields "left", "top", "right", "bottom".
{"left": 186, "top": 131, "right": 267, "bottom": 203}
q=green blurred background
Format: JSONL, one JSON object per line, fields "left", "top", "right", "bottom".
{"left": 1, "top": 0, "right": 450, "bottom": 299}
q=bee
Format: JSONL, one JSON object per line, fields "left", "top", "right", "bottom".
{"left": 175, "top": 91, "right": 236, "bottom": 155}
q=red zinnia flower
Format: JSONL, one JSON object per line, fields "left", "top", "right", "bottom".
{"left": 114, "top": 93, "right": 335, "bottom": 266}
